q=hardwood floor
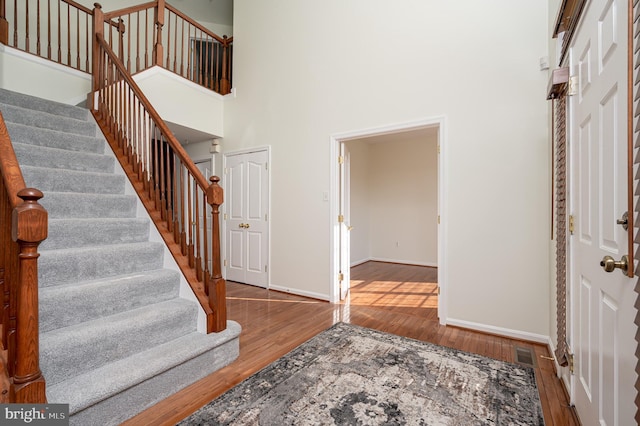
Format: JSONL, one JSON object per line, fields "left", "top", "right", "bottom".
{"left": 122, "top": 261, "right": 578, "bottom": 425}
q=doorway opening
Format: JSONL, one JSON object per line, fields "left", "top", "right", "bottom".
{"left": 330, "top": 117, "right": 446, "bottom": 324}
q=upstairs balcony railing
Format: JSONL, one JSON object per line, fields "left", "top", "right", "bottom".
{"left": 0, "top": 0, "right": 232, "bottom": 94}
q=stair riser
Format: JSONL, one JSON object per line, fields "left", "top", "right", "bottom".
{"left": 41, "top": 301, "right": 198, "bottom": 386}
{"left": 39, "top": 193, "right": 137, "bottom": 219}
{"left": 6, "top": 122, "right": 104, "bottom": 154}
{"left": 0, "top": 88, "right": 89, "bottom": 121}
{"left": 13, "top": 143, "right": 115, "bottom": 174}
{"left": 1, "top": 103, "right": 97, "bottom": 137}
{"left": 38, "top": 243, "right": 165, "bottom": 287}
{"left": 41, "top": 219, "right": 150, "bottom": 250}
{"left": 22, "top": 166, "right": 126, "bottom": 195}
{"left": 40, "top": 270, "right": 180, "bottom": 332}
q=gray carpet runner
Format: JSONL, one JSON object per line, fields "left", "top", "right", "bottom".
{"left": 1, "top": 88, "right": 240, "bottom": 425}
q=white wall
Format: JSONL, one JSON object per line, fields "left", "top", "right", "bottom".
{"left": 224, "top": 0, "right": 551, "bottom": 337}
{"left": 369, "top": 136, "right": 438, "bottom": 266}
{"left": 347, "top": 134, "right": 438, "bottom": 267}
{"left": 135, "top": 67, "right": 225, "bottom": 138}
{"left": 0, "top": 46, "right": 91, "bottom": 105}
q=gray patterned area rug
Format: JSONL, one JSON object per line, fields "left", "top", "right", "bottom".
{"left": 179, "top": 322, "right": 545, "bottom": 425}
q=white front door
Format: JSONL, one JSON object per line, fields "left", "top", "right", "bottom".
{"left": 225, "top": 150, "right": 269, "bottom": 287}
{"left": 568, "top": 0, "right": 636, "bottom": 424}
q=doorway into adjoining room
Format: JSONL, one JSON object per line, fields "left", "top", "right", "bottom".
{"left": 331, "top": 119, "right": 443, "bottom": 322}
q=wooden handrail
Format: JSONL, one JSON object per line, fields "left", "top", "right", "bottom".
{"left": 164, "top": 3, "right": 228, "bottom": 45}
{"left": 103, "top": 2, "right": 157, "bottom": 20}
{"left": 91, "top": 21, "right": 227, "bottom": 332}
{"left": 0, "top": 111, "right": 47, "bottom": 403}
{"left": 62, "top": 0, "right": 92, "bottom": 15}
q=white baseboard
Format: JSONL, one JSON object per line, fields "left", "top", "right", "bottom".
{"left": 350, "top": 258, "right": 371, "bottom": 267}
{"left": 269, "top": 285, "right": 330, "bottom": 302}
{"left": 445, "top": 318, "right": 549, "bottom": 344}
{"left": 352, "top": 257, "right": 437, "bottom": 268}
{"left": 370, "top": 257, "right": 437, "bottom": 267}
{"left": 547, "top": 338, "right": 561, "bottom": 376}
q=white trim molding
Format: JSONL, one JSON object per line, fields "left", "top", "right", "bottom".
{"left": 269, "top": 285, "right": 330, "bottom": 302}
{"left": 369, "top": 257, "right": 438, "bottom": 268}
{"left": 446, "top": 318, "right": 550, "bottom": 344}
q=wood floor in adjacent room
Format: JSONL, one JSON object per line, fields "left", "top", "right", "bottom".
{"left": 123, "top": 261, "right": 578, "bottom": 426}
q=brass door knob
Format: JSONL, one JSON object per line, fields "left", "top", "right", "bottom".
{"left": 600, "top": 255, "right": 628, "bottom": 274}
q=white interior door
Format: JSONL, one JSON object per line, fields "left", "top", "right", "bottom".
{"left": 225, "top": 150, "right": 269, "bottom": 287}
{"left": 338, "top": 143, "right": 351, "bottom": 300}
{"left": 568, "top": 0, "right": 636, "bottom": 424}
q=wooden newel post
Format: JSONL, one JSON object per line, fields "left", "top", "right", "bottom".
{"left": 154, "top": 0, "right": 165, "bottom": 67}
{"left": 91, "top": 3, "right": 104, "bottom": 103}
{"left": 220, "top": 36, "right": 230, "bottom": 95}
{"left": 11, "top": 188, "right": 47, "bottom": 403}
{"left": 206, "top": 176, "right": 227, "bottom": 333}
{"left": 0, "top": 0, "right": 8, "bottom": 45}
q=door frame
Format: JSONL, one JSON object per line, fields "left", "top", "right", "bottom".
{"left": 338, "top": 143, "right": 352, "bottom": 300}
{"left": 329, "top": 116, "right": 447, "bottom": 324}
{"left": 221, "top": 146, "right": 272, "bottom": 286}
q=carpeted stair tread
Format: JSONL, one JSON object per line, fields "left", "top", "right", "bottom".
{"left": 40, "top": 299, "right": 199, "bottom": 387}
{"left": 0, "top": 102, "right": 96, "bottom": 136}
{"left": 46, "top": 321, "right": 242, "bottom": 419}
{"left": 39, "top": 192, "right": 137, "bottom": 219}
{"left": 7, "top": 89, "right": 240, "bottom": 424}
{"left": 5, "top": 122, "right": 104, "bottom": 153}
{"left": 42, "top": 218, "right": 150, "bottom": 250}
{"left": 0, "top": 88, "right": 89, "bottom": 121}
{"left": 39, "top": 242, "right": 165, "bottom": 287}
{"left": 40, "top": 269, "right": 180, "bottom": 332}
{"left": 13, "top": 142, "right": 115, "bottom": 173}
{"left": 22, "top": 166, "right": 126, "bottom": 194}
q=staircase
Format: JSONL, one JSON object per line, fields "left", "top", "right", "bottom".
{"left": 0, "top": 88, "right": 240, "bottom": 425}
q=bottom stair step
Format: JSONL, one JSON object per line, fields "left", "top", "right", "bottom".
{"left": 40, "top": 269, "right": 181, "bottom": 333}
{"left": 41, "top": 299, "right": 198, "bottom": 386}
{"left": 47, "top": 321, "right": 242, "bottom": 426}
